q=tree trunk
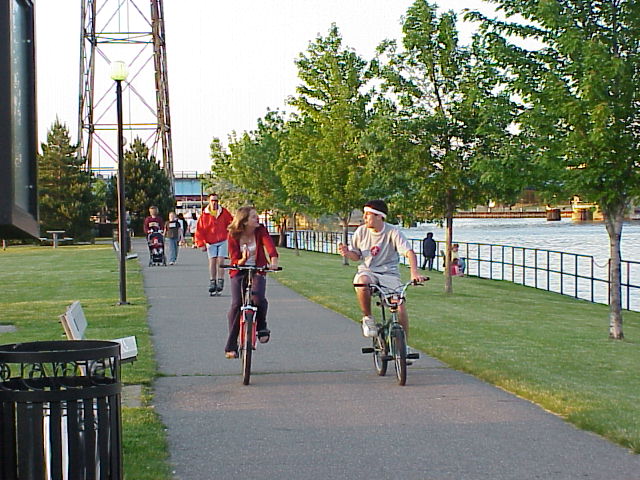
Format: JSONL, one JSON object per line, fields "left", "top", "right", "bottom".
{"left": 341, "top": 213, "right": 351, "bottom": 266}
{"left": 279, "top": 217, "right": 287, "bottom": 248}
{"left": 444, "top": 214, "right": 453, "bottom": 294}
{"left": 293, "top": 212, "right": 300, "bottom": 256}
{"left": 604, "top": 205, "right": 625, "bottom": 339}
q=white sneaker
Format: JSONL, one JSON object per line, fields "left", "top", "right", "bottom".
{"left": 361, "top": 316, "right": 377, "bottom": 337}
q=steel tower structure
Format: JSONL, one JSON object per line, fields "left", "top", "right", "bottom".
{"left": 78, "top": 0, "right": 173, "bottom": 176}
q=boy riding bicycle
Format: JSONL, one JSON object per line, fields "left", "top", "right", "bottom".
{"left": 338, "top": 199, "right": 426, "bottom": 339}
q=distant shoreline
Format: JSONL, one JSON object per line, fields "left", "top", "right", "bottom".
{"left": 454, "top": 211, "right": 571, "bottom": 219}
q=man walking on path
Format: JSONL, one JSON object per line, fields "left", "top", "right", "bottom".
{"left": 194, "top": 193, "right": 233, "bottom": 294}
{"left": 421, "top": 232, "right": 436, "bottom": 270}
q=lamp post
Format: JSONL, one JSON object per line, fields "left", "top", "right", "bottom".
{"left": 111, "top": 61, "right": 129, "bottom": 305}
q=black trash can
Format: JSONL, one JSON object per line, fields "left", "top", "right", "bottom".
{"left": 0, "top": 340, "right": 123, "bottom": 480}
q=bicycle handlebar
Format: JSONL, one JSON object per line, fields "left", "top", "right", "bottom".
{"left": 353, "top": 279, "right": 426, "bottom": 301}
{"left": 353, "top": 278, "right": 427, "bottom": 289}
{"left": 221, "top": 265, "right": 282, "bottom": 272}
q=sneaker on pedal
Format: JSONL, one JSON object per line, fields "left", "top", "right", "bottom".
{"left": 361, "top": 316, "right": 377, "bottom": 337}
{"left": 208, "top": 280, "right": 217, "bottom": 293}
{"left": 216, "top": 278, "right": 224, "bottom": 293}
{"left": 406, "top": 346, "right": 419, "bottom": 365}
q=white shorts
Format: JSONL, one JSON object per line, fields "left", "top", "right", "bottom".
{"left": 206, "top": 240, "right": 228, "bottom": 258}
{"left": 353, "top": 270, "right": 402, "bottom": 291}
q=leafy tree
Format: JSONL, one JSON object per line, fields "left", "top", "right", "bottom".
{"left": 109, "top": 137, "right": 174, "bottom": 234}
{"left": 286, "top": 24, "right": 372, "bottom": 257}
{"left": 206, "top": 111, "right": 296, "bottom": 245}
{"left": 203, "top": 137, "right": 249, "bottom": 211}
{"left": 370, "top": 0, "right": 519, "bottom": 293}
{"left": 38, "top": 119, "right": 95, "bottom": 241}
{"left": 471, "top": 0, "right": 640, "bottom": 338}
{"left": 229, "top": 111, "right": 291, "bottom": 225}
{"left": 206, "top": 112, "right": 314, "bottom": 248}
{"left": 278, "top": 114, "right": 322, "bottom": 251}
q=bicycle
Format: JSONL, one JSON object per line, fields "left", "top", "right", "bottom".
{"left": 358, "top": 280, "right": 424, "bottom": 386}
{"left": 221, "top": 264, "right": 281, "bottom": 385}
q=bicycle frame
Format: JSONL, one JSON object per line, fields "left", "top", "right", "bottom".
{"left": 239, "top": 274, "right": 259, "bottom": 351}
{"left": 370, "top": 283, "right": 411, "bottom": 354}
{"left": 358, "top": 281, "right": 420, "bottom": 386}
{"left": 222, "top": 264, "right": 281, "bottom": 385}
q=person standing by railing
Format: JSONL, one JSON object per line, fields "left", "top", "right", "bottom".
{"left": 421, "top": 232, "right": 437, "bottom": 270}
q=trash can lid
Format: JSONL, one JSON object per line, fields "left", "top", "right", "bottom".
{"left": 0, "top": 340, "right": 121, "bottom": 363}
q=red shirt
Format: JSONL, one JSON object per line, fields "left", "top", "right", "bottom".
{"left": 227, "top": 225, "right": 278, "bottom": 277}
{"left": 143, "top": 215, "right": 164, "bottom": 234}
{"left": 194, "top": 206, "right": 233, "bottom": 246}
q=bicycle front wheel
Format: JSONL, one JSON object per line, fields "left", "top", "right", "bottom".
{"left": 373, "top": 332, "right": 388, "bottom": 376}
{"left": 241, "top": 311, "right": 253, "bottom": 385}
{"left": 391, "top": 326, "right": 407, "bottom": 386}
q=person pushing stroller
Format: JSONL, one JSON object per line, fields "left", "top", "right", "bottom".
{"left": 144, "top": 206, "right": 166, "bottom": 266}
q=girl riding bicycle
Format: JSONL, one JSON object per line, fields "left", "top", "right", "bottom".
{"left": 224, "top": 206, "right": 279, "bottom": 358}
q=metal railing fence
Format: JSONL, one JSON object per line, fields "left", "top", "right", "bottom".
{"left": 276, "top": 229, "right": 639, "bottom": 312}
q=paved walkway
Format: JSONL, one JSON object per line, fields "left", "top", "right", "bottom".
{"left": 134, "top": 239, "right": 640, "bottom": 480}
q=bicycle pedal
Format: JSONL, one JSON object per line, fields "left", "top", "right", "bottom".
{"left": 381, "top": 355, "right": 393, "bottom": 361}
{"left": 407, "top": 352, "right": 420, "bottom": 360}
{"left": 361, "top": 347, "right": 374, "bottom": 354}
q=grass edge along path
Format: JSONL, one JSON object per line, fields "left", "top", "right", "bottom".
{"left": 0, "top": 244, "right": 171, "bottom": 479}
{"left": 275, "top": 248, "right": 640, "bottom": 454}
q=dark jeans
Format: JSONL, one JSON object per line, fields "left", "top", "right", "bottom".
{"left": 225, "top": 272, "right": 268, "bottom": 352}
{"left": 422, "top": 255, "right": 435, "bottom": 270}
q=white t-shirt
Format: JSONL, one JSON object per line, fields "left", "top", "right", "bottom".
{"left": 349, "top": 223, "right": 412, "bottom": 276}
{"left": 187, "top": 218, "right": 197, "bottom": 234}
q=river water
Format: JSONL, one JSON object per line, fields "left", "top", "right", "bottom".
{"left": 403, "top": 218, "right": 640, "bottom": 263}
{"left": 286, "top": 218, "right": 640, "bottom": 310}
{"left": 401, "top": 218, "right": 640, "bottom": 311}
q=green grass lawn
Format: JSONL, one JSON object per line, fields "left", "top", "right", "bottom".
{"left": 3, "top": 242, "right": 638, "bottom": 477}
{"left": 0, "top": 244, "right": 171, "bottom": 479}
{"left": 276, "top": 248, "right": 640, "bottom": 453}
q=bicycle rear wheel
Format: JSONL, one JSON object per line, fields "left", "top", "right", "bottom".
{"left": 391, "top": 326, "right": 407, "bottom": 386}
{"left": 373, "top": 331, "right": 388, "bottom": 376}
{"left": 241, "top": 311, "right": 254, "bottom": 385}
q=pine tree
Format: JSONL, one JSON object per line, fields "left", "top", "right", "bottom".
{"left": 38, "top": 119, "right": 95, "bottom": 241}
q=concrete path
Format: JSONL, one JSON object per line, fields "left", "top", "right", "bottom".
{"left": 134, "top": 239, "right": 640, "bottom": 480}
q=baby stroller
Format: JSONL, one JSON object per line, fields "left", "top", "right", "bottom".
{"left": 147, "top": 231, "right": 166, "bottom": 266}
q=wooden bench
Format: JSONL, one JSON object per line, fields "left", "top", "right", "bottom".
{"left": 39, "top": 236, "right": 73, "bottom": 246}
{"left": 112, "top": 237, "right": 138, "bottom": 260}
{"left": 60, "top": 301, "right": 138, "bottom": 363}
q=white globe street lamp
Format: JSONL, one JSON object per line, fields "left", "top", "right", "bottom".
{"left": 112, "top": 61, "right": 129, "bottom": 305}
